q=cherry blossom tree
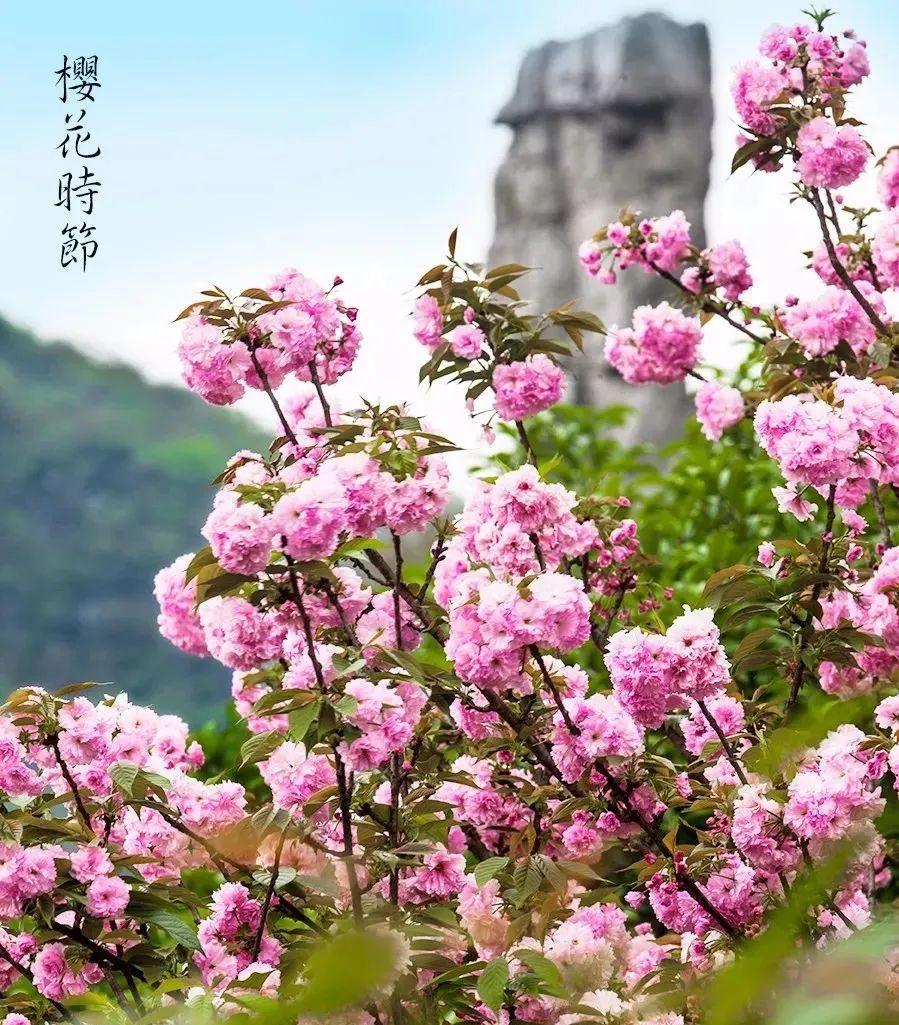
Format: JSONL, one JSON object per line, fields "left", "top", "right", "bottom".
{"left": 1, "top": 10, "right": 899, "bottom": 1025}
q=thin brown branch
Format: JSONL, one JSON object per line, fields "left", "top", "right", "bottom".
{"left": 51, "top": 918, "right": 147, "bottom": 983}
{"left": 531, "top": 647, "right": 577, "bottom": 734}
{"left": 47, "top": 733, "right": 93, "bottom": 831}
{"left": 696, "top": 699, "right": 748, "bottom": 785}
{"left": 252, "top": 829, "right": 287, "bottom": 961}
{"left": 308, "top": 360, "right": 333, "bottom": 428}
{"left": 365, "top": 548, "right": 446, "bottom": 644}
{"left": 123, "top": 969, "right": 147, "bottom": 1015}
{"left": 388, "top": 752, "right": 402, "bottom": 905}
{"left": 418, "top": 532, "right": 447, "bottom": 602}
{"left": 277, "top": 896, "right": 327, "bottom": 935}
{"left": 515, "top": 419, "right": 537, "bottom": 465}
{"left": 285, "top": 556, "right": 327, "bottom": 690}
{"left": 391, "top": 533, "right": 404, "bottom": 651}
{"left": 786, "top": 484, "right": 837, "bottom": 715}
{"left": 647, "top": 260, "right": 768, "bottom": 344}
{"left": 320, "top": 577, "right": 360, "bottom": 645}
{"left": 249, "top": 347, "right": 299, "bottom": 446}
{"left": 333, "top": 745, "right": 364, "bottom": 921}
{"left": 148, "top": 802, "right": 242, "bottom": 876}
{"left": 870, "top": 480, "right": 892, "bottom": 548}
{"left": 592, "top": 578, "right": 630, "bottom": 653}
{"left": 103, "top": 969, "right": 138, "bottom": 1020}
{"left": 809, "top": 189, "right": 889, "bottom": 336}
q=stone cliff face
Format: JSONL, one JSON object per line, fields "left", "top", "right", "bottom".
{"left": 489, "top": 13, "right": 713, "bottom": 447}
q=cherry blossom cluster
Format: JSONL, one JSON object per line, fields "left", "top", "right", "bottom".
{"left": 694, "top": 381, "right": 746, "bottom": 441}
{"left": 603, "top": 302, "right": 702, "bottom": 385}
{"left": 412, "top": 248, "right": 603, "bottom": 435}
{"left": 579, "top": 211, "right": 752, "bottom": 308}
{"left": 0, "top": 687, "right": 252, "bottom": 1008}
{"left": 578, "top": 211, "right": 755, "bottom": 392}
{"left": 755, "top": 375, "right": 899, "bottom": 517}
{"left": 605, "top": 607, "right": 731, "bottom": 729}
{"left": 818, "top": 546, "right": 899, "bottom": 696}
{"left": 176, "top": 270, "right": 361, "bottom": 406}
{"left": 780, "top": 283, "right": 886, "bottom": 357}
{"left": 731, "top": 19, "right": 870, "bottom": 182}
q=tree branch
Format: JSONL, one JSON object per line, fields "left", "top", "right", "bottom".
{"left": 515, "top": 420, "right": 537, "bottom": 465}
{"left": 249, "top": 347, "right": 299, "bottom": 446}
{"left": 869, "top": 480, "right": 892, "bottom": 549}
{"left": 808, "top": 188, "right": 889, "bottom": 336}
{"left": 47, "top": 733, "right": 93, "bottom": 832}
{"left": 786, "top": 484, "right": 837, "bottom": 715}
{"left": 252, "top": 829, "right": 287, "bottom": 961}
{"left": 307, "top": 360, "right": 333, "bottom": 428}
{"left": 332, "top": 745, "right": 364, "bottom": 921}
{"left": 696, "top": 699, "right": 748, "bottom": 785}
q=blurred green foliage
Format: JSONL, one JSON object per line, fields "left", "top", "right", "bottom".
{"left": 191, "top": 704, "right": 265, "bottom": 795}
{"left": 491, "top": 395, "right": 813, "bottom": 613}
{"left": 0, "top": 315, "right": 267, "bottom": 723}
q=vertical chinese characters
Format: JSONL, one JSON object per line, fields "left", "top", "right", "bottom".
{"left": 55, "top": 55, "right": 101, "bottom": 271}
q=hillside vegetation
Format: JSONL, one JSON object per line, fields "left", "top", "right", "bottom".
{"left": 0, "top": 316, "right": 266, "bottom": 722}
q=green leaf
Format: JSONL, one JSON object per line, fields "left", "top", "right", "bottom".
{"left": 252, "top": 867, "right": 297, "bottom": 891}
{"left": 137, "top": 907, "right": 200, "bottom": 951}
{"left": 193, "top": 562, "right": 254, "bottom": 606}
{"left": 474, "top": 856, "right": 509, "bottom": 888}
{"left": 332, "top": 694, "right": 358, "bottom": 718}
{"left": 485, "top": 262, "right": 531, "bottom": 279}
{"left": 733, "top": 626, "right": 777, "bottom": 663}
{"left": 109, "top": 761, "right": 139, "bottom": 797}
{"left": 288, "top": 700, "right": 320, "bottom": 742}
{"left": 512, "top": 949, "right": 566, "bottom": 998}
{"left": 551, "top": 308, "right": 605, "bottom": 334}
{"left": 252, "top": 687, "right": 317, "bottom": 716}
{"left": 184, "top": 545, "right": 217, "bottom": 582}
{"left": 304, "top": 785, "right": 339, "bottom": 816}
{"left": 52, "top": 681, "right": 103, "bottom": 698}
{"left": 332, "top": 536, "right": 387, "bottom": 559}
{"left": 702, "top": 564, "right": 750, "bottom": 603}
{"left": 294, "top": 930, "right": 400, "bottom": 1015}
{"left": 512, "top": 858, "right": 543, "bottom": 905}
{"left": 172, "top": 300, "right": 212, "bottom": 323}
{"left": 476, "top": 957, "right": 509, "bottom": 1014}
{"left": 731, "top": 136, "right": 774, "bottom": 173}
{"left": 486, "top": 272, "right": 526, "bottom": 293}
{"left": 429, "top": 959, "right": 486, "bottom": 985}
{"left": 417, "top": 264, "right": 446, "bottom": 287}
{"left": 556, "top": 860, "right": 603, "bottom": 883}
{"left": 239, "top": 730, "right": 282, "bottom": 768}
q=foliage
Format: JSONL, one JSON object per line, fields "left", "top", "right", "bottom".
{"left": 490, "top": 364, "right": 811, "bottom": 611}
{"left": 0, "top": 316, "right": 266, "bottom": 722}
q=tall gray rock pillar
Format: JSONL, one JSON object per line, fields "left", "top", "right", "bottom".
{"left": 489, "top": 13, "right": 713, "bottom": 448}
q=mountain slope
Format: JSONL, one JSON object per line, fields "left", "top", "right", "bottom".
{"left": 0, "top": 316, "right": 267, "bottom": 722}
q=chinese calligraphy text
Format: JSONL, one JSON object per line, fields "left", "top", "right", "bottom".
{"left": 55, "top": 55, "right": 101, "bottom": 271}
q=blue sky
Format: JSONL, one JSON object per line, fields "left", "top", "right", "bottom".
{"left": 2, "top": 0, "right": 899, "bottom": 449}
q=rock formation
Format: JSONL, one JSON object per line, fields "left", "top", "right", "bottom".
{"left": 489, "top": 12, "right": 713, "bottom": 447}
